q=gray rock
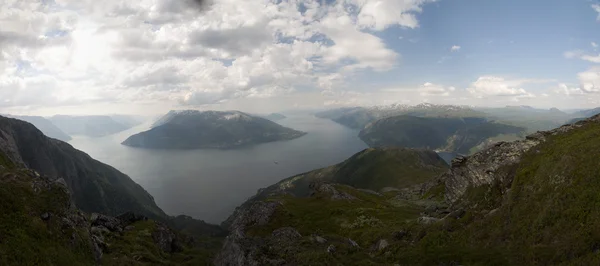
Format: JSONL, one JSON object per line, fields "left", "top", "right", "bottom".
{"left": 417, "top": 216, "right": 440, "bottom": 225}
{"left": 124, "top": 225, "right": 135, "bottom": 231}
{"left": 152, "top": 223, "right": 182, "bottom": 253}
{"left": 40, "top": 212, "right": 51, "bottom": 221}
{"left": 214, "top": 201, "right": 282, "bottom": 266}
{"left": 327, "top": 245, "right": 336, "bottom": 254}
{"left": 348, "top": 238, "right": 360, "bottom": 248}
{"left": 373, "top": 239, "right": 389, "bottom": 251}
{"left": 443, "top": 119, "right": 595, "bottom": 203}
{"left": 312, "top": 235, "right": 327, "bottom": 244}
{"left": 91, "top": 213, "right": 122, "bottom": 232}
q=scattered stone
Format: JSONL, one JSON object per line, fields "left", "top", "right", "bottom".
{"left": 417, "top": 216, "right": 440, "bottom": 225}
{"left": 327, "top": 245, "right": 336, "bottom": 254}
{"left": 91, "top": 213, "right": 122, "bottom": 232}
{"left": 373, "top": 239, "right": 389, "bottom": 251}
{"left": 312, "top": 235, "right": 327, "bottom": 244}
{"left": 487, "top": 208, "right": 499, "bottom": 216}
{"left": 40, "top": 212, "right": 51, "bottom": 221}
{"left": 124, "top": 225, "right": 136, "bottom": 232}
{"left": 348, "top": 238, "right": 360, "bottom": 248}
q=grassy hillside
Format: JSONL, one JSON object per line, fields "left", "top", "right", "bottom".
{"left": 219, "top": 116, "right": 600, "bottom": 265}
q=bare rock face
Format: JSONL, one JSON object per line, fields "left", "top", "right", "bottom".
{"left": 443, "top": 116, "right": 598, "bottom": 203}
{"left": 215, "top": 201, "right": 282, "bottom": 266}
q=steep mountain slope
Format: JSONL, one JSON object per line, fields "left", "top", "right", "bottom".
{"left": 216, "top": 115, "right": 600, "bottom": 265}
{"left": 359, "top": 115, "right": 525, "bottom": 154}
{"left": 123, "top": 110, "right": 306, "bottom": 149}
{"left": 316, "top": 104, "right": 485, "bottom": 130}
{"left": 216, "top": 147, "right": 449, "bottom": 265}
{"left": 4, "top": 115, "right": 72, "bottom": 141}
{"left": 49, "top": 115, "right": 130, "bottom": 137}
{"left": 0, "top": 159, "right": 223, "bottom": 265}
{"left": 0, "top": 115, "right": 165, "bottom": 219}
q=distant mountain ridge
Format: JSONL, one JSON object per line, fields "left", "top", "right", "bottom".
{"left": 123, "top": 110, "right": 306, "bottom": 149}
{"left": 316, "top": 103, "right": 485, "bottom": 130}
{"left": 359, "top": 115, "right": 526, "bottom": 155}
{"left": 49, "top": 115, "right": 131, "bottom": 137}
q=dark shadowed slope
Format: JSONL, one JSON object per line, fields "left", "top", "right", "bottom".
{"left": 0, "top": 115, "right": 165, "bottom": 219}
{"left": 123, "top": 110, "right": 306, "bottom": 149}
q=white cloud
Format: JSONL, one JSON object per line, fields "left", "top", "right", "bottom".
{"left": 554, "top": 83, "right": 585, "bottom": 96}
{"left": 593, "top": 4, "right": 600, "bottom": 21}
{"left": 0, "top": 0, "right": 439, "bottom": 113}
{"left": 579, "top": 67, "right": 600, "bottom": 93}
{"left": 353, "top": 0, "right": 433, "bottom": 30}
{"left": 450, "top": 45, "right": 461, "bottom": 52}
{"left": 419, "top": 82, "right": 455, "bottom": 96}
{"left": 466, "top": 76, "right": 541, "bottom": 97}
{"left": 593, "top": 42, "right": 598, "bottom": 48}
{"left": 564, "top": 50, "right": 600, "bottom": 63}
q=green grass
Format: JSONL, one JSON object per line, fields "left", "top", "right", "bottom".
{"left": 383, "top": 122, "right": 600, "bottom": 265}
{"left": 0, "top": 168, "right": 95, "bottom": 266}
{"left": 331, "top": 148, "right": 448, "bottom": 191}
{"left": 245, "top": 185, "right": 424, "bottom": 265}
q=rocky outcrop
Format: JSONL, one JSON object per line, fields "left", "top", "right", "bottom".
{"left": 443, "top": 115, "right": 599, "bottom": 203}
{"left": 215, "top": 201, "right": 282, "bottom": 266}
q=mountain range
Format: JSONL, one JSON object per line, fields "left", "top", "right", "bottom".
{"left": 359, "top": 116, "right": 526, "bottom": 154}
{"left": 4, "top": 108, "right": 600, "bottom": 265}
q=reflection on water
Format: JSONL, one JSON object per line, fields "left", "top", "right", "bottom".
{"left": 68, "top": 115, "right": 368, "bottom": 223}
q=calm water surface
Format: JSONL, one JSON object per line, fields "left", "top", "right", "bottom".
{"left": 68, "top": 115, "right": 368, "bottom": 224}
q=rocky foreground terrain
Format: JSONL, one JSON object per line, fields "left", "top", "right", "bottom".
{"left": 215, "top": 114, "right": 600, "bottom": 265}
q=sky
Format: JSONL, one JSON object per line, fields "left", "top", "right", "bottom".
{"left": 1, "top": 0, "right": 600, "bottom": 116}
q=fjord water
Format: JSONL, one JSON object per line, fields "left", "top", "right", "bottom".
{"left": 68, "top": 115, "right": 368, "bottom": 224}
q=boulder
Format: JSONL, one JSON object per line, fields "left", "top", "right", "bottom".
{"left": 417, "top": 216, "right": 440, "bottom": 225}
{"left": 327, "top": 245, "right": 336, "bottom": 254}
{"left": 373, "top": 239, "right": 389, "bottom": 251}
{"left": 91, "top": 213, "right": 122, "bottom": 232}
{"left": 312, "top": 235, "right": 327, "bottom": 244}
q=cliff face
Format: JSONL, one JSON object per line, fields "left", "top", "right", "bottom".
{"left": 0, "top": 116, "right": 165, "bottom": 219}
{"left": 442, "top": 116, "right": 597, "bottom": 203}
